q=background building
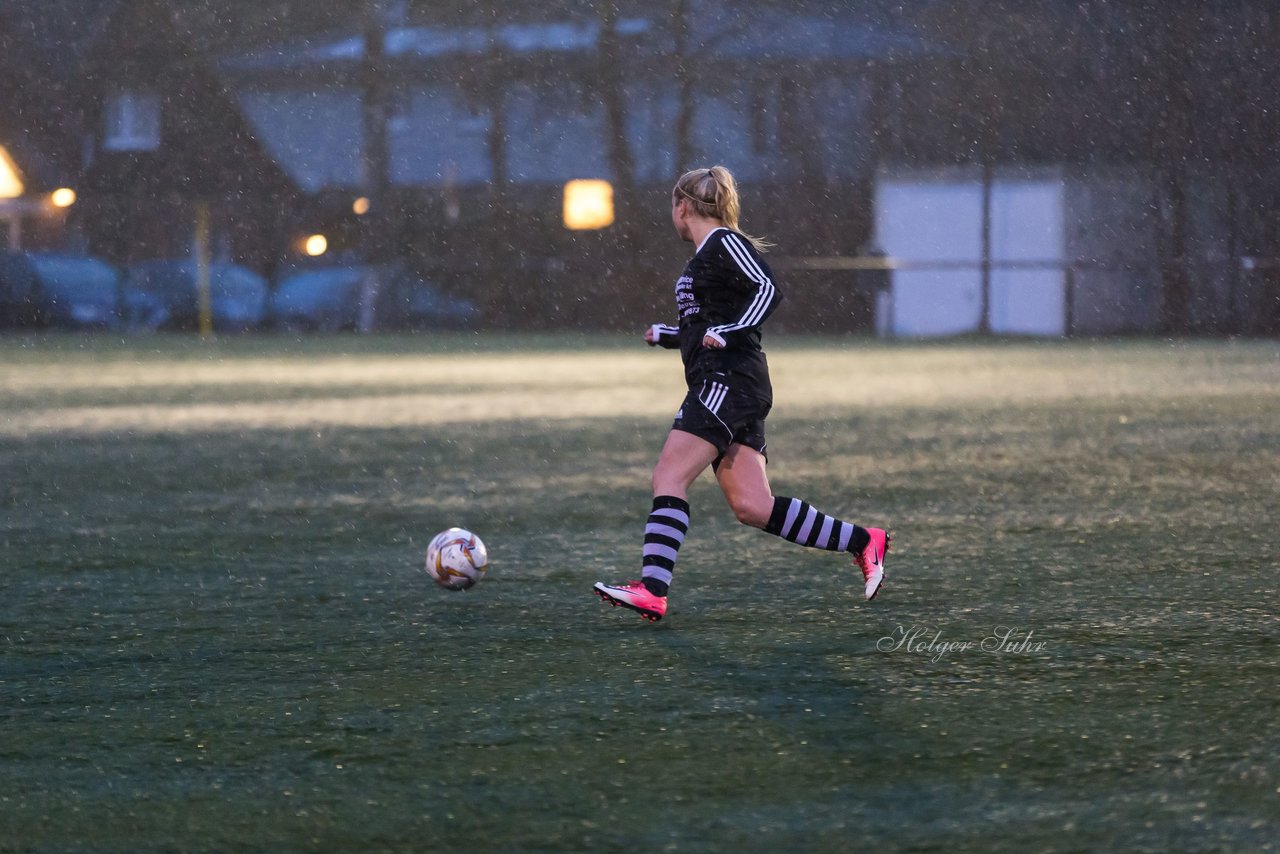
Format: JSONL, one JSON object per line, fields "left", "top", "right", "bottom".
{"left": 3, "top": 0, "right": 1278, "bottom": 335}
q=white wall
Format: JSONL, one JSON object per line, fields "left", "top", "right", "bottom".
{"left": 874, "top": 167, "right": 1066, "bottom": 337}
{"left": 875, "top": 177, "right": 983, "bottom": 336}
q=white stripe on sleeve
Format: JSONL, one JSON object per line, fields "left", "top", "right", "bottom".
{"left": 709, "top": 232, "right": 777, "bottom": 338}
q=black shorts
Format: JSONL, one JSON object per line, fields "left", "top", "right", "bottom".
{"left": 671, "top": 373, "right": 771, "bottom": 465}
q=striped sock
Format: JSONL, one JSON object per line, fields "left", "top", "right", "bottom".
{"left": 764, "top": 496, "right": 870, "bottom": 554}
{"left": 640, "top": 495, "right": 689, "bottom": 596}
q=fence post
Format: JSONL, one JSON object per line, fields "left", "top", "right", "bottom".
{"left": 1064, "top": 264, "right": 1075, "bottom": 337}
{"left": 194, "top": 201, "right": 213, "bottom": 339}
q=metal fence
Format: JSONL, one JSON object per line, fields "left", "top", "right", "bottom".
{"left": 774, "top": 255, "right": 1280, "bottom": 337}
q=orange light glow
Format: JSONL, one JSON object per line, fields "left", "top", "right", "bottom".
{"left": 563, "top": 180, "right": 614, "bottom": 230}
{"left": 303, "top": 234, "right": 328, "bottom": 256}
{"left": 0, "top": 146, "right": 24, "bottom": 199}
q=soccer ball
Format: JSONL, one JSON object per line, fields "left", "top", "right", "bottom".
{"left": 424, "top": 528, "right": 489, "bottom": 591}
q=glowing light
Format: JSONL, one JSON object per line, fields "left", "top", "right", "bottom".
{"left": 0, "top": 146, "right": 24, "bottom": 199}
{"left": 51, "top": 187, "right": 77, "bottom": 208}
{"left": 563, "top": 179, "right": 614, "bottom": 230}
{"left": 352, "top": 197, "right": 370, "bottom": 215}
{"left": 303, "top": 234, "right": 328, "bottom": 256}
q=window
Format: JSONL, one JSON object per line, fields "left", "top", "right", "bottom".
{"left": 386, "top": 87, "right": 411, "bottom": 132}
{"left": 563, "top": 180, "right": 614, "bottom": 230}
{"left": 103, "top": 91, "right": 161, "bottom": 151}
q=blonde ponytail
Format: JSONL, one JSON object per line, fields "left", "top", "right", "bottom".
{"left": 673, "top": 166, "right": 773, "bottom": 252}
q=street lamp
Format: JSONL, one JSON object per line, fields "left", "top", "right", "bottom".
{"left": 304, "top": 234, "right": 329, "bottom": 256}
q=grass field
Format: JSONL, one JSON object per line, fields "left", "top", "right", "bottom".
{"left": 1, "top": 334, "right": 1277, "bottom": 852}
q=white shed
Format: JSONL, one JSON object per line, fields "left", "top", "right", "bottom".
{"left": 873, "top": 165, "right": 1160, "bottom": 336}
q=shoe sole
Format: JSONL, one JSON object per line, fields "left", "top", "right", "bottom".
{"left": 593, "top": 586, "right": 664, "bottom": 622}
{"left": 864, "top": 533, "right": 892, "bottom": 602}
{"left": 866, "top": 575, "right": 884, "bottom": 601}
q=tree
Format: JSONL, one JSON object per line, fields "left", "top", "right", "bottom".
{"left": 593, "top": 4, "right": 639, "bottom": 245}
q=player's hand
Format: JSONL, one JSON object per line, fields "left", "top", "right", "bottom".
{"left": 644, "top": 325, "right": 658, "bottom": 346}
{"left": 702, "top": 333, "right": 725, "bottom": 349}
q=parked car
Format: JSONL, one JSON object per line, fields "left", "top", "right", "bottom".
{"left": 270, "top": 265, "right": 476, "bottom": 332}
{"left": 122, "top": 260, "right": 269, "bottom": 332}
{"left": 0, "top": 250, "right": 122, "bottom": 330}
{"left": 0, "top": 250, "right": 43, "bottom": 328}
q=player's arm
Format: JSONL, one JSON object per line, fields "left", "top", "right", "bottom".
{"left": 646, "top": 323, "right": 681, "bottom": 348}
{"left": 703, "top": 232, "right": 780, "bottom": 349}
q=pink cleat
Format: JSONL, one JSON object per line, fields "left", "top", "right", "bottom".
{"left": 593, "top": 580, "right": 667, "bottom": 622}
{"left": 856, "top": 528, "right": 892, "bottom": 601}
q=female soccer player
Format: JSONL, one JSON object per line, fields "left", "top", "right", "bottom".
{"left": 593, "top": 166, "right": 891, "bottom": 622}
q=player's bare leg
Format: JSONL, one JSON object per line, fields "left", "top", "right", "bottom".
{"left": 714, "top": 443, "right": 774, "bottom": 528}
{"left": 651, "top": 429, "right": 720, "bottom": 500}
{"left": 716, "top": 443, "right": 892, "bottom": 601}
{"left": 594, "top": 430, "right": 719, "bottom": 621}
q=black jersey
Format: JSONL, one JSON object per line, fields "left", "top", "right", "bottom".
{"left": 651, "top": 227, "right": 782, "bottom": 401}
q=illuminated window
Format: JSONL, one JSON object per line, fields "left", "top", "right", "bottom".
{"left": 563, "top": 179, "right": 614, "bottom": 230}
{"left": 0, "top": 146, "right": 24, "bottom": 199}
{"left": 104, "top": 90, "right": 161, "bottom": 151}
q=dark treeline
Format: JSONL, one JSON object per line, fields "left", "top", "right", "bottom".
{"left": 10, "top": 0, "right": 1277, "bottom": 174}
